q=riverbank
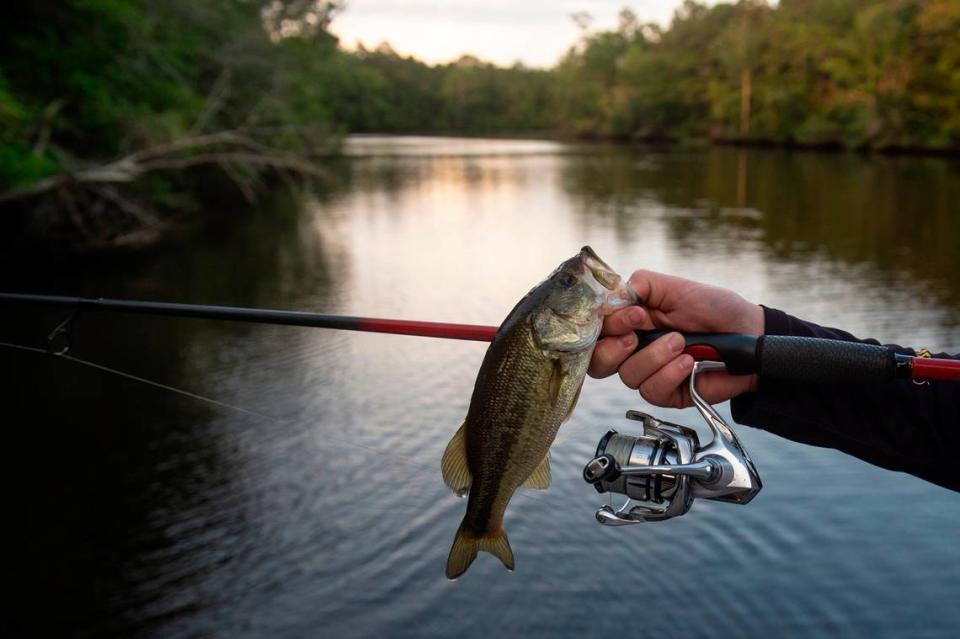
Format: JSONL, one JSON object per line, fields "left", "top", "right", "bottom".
{"left": 569, "top": 132, "right": 960, "bottom": 157}
{"left": 0, "top": 162, "right": 345, "bottom": 258}
{"left": 346, "top": 130, "right": 960, "bottom": 157}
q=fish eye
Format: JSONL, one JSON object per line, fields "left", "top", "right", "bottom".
{"left": 559, "top": 272, "right": 576, "bottom": 288}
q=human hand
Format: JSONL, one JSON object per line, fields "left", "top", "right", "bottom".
{"left": 589, "top": 270, "right": 764, "bottom": 408}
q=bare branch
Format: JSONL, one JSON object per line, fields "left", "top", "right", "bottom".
{"left": 0, "top": 128, "right": 327, "bottom": 205}
{"left": 189, "top": 68, "right": 234, "bottom": 134}
{"left": 32, "top": 99, "right": 65, "bottom": 157}
{"left": 140, "top": 151, "right": 329, "bottom": 177}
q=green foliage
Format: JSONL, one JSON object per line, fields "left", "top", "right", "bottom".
{"left": 0, "top": 70, "right": 61, "bottom": 186}
{"left": 347, "top": 48, "right": 555, "bottom": 133}
{"left": 0, "top": 0, "right": 345, "bottom": 192}
{"left": 2, "top": 0, "right": 959, "bottom": 207}
{"left": 0, "top": 143, "right": 59, "bottom": 189}
{"left": 555, "top": 0, "right": 960, "bottom": 150}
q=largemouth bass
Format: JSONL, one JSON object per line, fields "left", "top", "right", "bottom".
{"left": 441, "top": 246, "right": 636, "bottom": 578}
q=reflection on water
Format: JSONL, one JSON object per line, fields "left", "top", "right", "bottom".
{"left": 565, "top": 147, "right": 960, "bottom": 304}
{"left": 2, "top": 137, "right": 960, "bottom": 638}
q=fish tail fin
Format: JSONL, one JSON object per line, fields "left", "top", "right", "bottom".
{"left": 445, "top": 524, "right": 514, "bottom": 579}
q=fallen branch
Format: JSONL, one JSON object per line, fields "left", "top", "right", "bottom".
{"left": 141, "top": 151, "right": 329, "bottom": 177}
{"left": 0, "top": 129, "right": 328, "bottom": 205}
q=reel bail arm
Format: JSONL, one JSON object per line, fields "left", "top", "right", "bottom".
{"left": 583, "top": 360, "right": 763, "bottom": 525}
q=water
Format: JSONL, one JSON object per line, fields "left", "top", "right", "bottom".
{"left": 3, "top": 136, "right": 960, "bottom": 638}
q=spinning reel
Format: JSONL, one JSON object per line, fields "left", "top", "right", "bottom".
{"left": 583, "top": 361, "right": 763, "bottom": 525}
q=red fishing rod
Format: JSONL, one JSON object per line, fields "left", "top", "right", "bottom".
{"left": 1, "top": 292, "right": 958, "bottom": 383}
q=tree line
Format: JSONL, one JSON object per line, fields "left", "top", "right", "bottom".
{"left": 556, "top": 0, "right": 960, "bottom": 150}
{"left": 1, "top": 0, "right": 958, "bottom": 246}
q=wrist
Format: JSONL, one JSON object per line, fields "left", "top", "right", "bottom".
{"left": 743, "top": 303, "right": 764, "bottom": 336}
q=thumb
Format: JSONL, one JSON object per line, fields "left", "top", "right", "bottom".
{"left": 627, "top": 269, "right": 690, "bottom": 310}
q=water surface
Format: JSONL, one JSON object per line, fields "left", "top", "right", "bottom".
{"left": 3, "top": 137, "right": 960, "bottom": 637}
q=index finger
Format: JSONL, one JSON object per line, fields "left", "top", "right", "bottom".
{"left": 627, "top": 269, "right": 689, "bottom": 310}
{"left": 602, "top": 305, "right": 655, "bottom": 336}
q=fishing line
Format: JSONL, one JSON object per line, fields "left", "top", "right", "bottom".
{"left": 0, "top": 340, "right": 552, "bottom": 503}
{"left": 0, "top": 339, "right": 425, "bottom": 465}
{"left": 0, "top": 340, "right": 274, "bottom": 421}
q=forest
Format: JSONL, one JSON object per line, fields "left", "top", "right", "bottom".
{"left": 1, "top": 0, "right": 958, "bottom": 247}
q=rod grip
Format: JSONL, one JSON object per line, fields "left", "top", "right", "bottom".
{"left": 634, "top": 331, "right": 760, "bottom": 374}
{"left": 635, "top": 331, "right": 900, "bottom": 383}
{"left": 757, "top": 335, "right": 897, "bottom": 383}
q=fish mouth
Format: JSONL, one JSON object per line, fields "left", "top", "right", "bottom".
{"left": 580, "top": 245, "right": 620, "bottom": 291}
{"left": 579, "top": 246, "right": 637, "bottom": 309}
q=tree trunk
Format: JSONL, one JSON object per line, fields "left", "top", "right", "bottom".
{"left": 740, "top": 67, "right": 752, "bottom": 137}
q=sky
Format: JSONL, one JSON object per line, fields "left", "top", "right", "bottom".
{"left": 330, "top": 1, "right": 695, "bottom": 68}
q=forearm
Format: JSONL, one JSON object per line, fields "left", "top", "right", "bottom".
{"left": 731, "top": 306, "right": 960, "bottom": 491}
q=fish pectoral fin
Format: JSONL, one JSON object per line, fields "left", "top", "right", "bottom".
{"left": 520, "top": 451, "right": 551, "bottom": 489}
{"left": 548, "top": 358, "right": 567, "bottom": 402}
{"left": 446, "top": 525, "right": 514, "bottom": 579}
{"left": 560, "top": 377, "right": 584, "bottom": 424}
{"left": 441, "top": 421, "right": 472, "bottom": 497}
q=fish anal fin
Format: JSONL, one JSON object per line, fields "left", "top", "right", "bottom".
{"left": 446, "top": 525, "right": 514, "bottom": 579}
{"left": 441, "top": 421, "right": 472, "bottom": 497}
{"left": 520, "top": 452, "right": 551, "bottom": 489}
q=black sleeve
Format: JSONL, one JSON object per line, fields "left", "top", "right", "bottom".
{"left": 730, "top": 306, "right": 960, "bottom": 492}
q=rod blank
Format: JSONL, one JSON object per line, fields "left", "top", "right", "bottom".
{"left": 0, "top": 292, "right": 499, "bottom": 342}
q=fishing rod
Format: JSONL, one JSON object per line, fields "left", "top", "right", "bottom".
{"left": 3, "top": 291, "right": 958, "bottom": 526}
{"left": 1, "top": 292, "right": 957, "bottom": 383}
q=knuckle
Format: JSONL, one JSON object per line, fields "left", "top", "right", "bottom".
{"left": 638, "top": 388, "right": 671, "bottom": 409}
{"left": 590, "top": 337, "right": 631, "bottom": 378}
{"left": 638, "top": 378, "right": 665, "bottom": 404}
{"left": 628, "top": 269, "right": 653, "bottom": 291}
{"left": 588, "top": 354, "right": 614, "bottom": 380}
{"left": 606, "top": 310, "right": 631, "bottom": 334}
{"left": 649, "top": 334, "right": 678, "bottom": 364}
{"left": 618, "top": 364, "right": 640, "bottom": 390}
{"left": 638, "top": 360, "right": 688, "bottom": 405}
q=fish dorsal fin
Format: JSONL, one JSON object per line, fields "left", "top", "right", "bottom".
{"left": 520, "top": 452, "right": 551, "bottom": 489}
{"left": 441, "top": 421, "right": 472, "bottom": 497}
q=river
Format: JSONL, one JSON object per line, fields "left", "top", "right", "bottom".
{"left": 3, "top": 136, "right": 960, "bottom": 637}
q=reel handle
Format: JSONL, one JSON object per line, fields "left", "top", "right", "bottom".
{"left": 635, "top": 331, "right": 915, "bottom": 383}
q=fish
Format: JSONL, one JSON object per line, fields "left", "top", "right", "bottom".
{"left": 441, "top": 246, "right": 636, "bottom": 579}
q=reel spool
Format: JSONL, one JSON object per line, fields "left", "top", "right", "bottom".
{"left": 583, "top": 361, "right": 763, "bottom": 525}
